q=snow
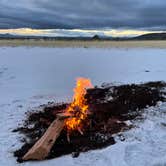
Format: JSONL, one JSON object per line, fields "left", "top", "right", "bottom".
{"left": 0, "top": 46, "right": 166, "bottom": 166}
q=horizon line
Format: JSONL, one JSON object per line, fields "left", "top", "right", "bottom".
{"left": 0, "top": 28, "right": 165, "bottom": 38}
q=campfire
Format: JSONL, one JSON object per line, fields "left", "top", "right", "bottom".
{"left": 14, "top": 80, "right": 166, "bottom": 162}
{"left": 22, "top": 77, "right": 93, "bottom": 161}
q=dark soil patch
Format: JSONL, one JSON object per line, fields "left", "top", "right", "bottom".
{"left": 13, "top": 81, "right": 166, "bottom": 162}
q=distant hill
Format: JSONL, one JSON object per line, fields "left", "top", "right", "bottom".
{"left": 0, "top": 33, "right": 53, "bottom": 40}
{"left": 0, "top": 33, "right": 113, "bottom": 40}
{"left": 1, "top": 32, "right": 166, "bottom": 40}
{"left": 0, "top": 33, "right": 17, "bottom": 38}
{"left": 133, "top": 33, "right": 166, "bottom": 40}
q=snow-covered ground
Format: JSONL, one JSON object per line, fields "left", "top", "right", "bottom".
{"left": 0, "top": 47, "right": 166, "bottom": 166}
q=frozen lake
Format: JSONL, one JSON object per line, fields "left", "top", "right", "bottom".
{"left": 0, "top": 47, "right": 166, "bottom": 166}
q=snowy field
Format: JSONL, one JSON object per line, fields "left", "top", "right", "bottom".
{"left": 0, "top": 47, "right": 166, "bottom": 166}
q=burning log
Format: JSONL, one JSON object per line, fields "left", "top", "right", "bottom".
{"left": 22, "top": 113, "right": 71, "bottom": 161}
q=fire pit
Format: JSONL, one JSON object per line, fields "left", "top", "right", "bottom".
{"left": 13, "top": 79, "right": 166, "bottom": 162}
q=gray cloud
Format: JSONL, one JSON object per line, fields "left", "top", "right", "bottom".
{"left": 0, "top": 0, "right": 166, "bottom": 29}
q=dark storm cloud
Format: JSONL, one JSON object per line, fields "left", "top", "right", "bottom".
{"left": 0, "top": 0, "right": 166, "bottom": 29}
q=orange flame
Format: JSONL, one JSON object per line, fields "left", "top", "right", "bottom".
{"left": 65, "top": 77, "right": 93, "bottom": 131}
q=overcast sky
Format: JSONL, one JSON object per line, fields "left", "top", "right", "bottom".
{"left": 0, "top": 0, "right": 166, "bottom": 30}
